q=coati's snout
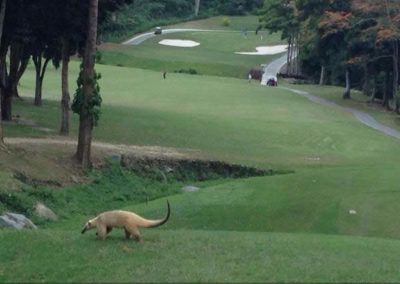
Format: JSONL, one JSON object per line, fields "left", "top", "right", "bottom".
{"left": 81, "top": 221, "right": 93, "bottom": 234}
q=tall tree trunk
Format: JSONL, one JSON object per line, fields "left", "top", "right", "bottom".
{"left": 296, "top": 36, "right": 301, "bottom": 76}
{"left": 0, "top": 0, "right": 7, "bottom": 144}
{"left": 76, "top": 0, "right": 98, "bottom": 169}
{"left": 362, "top": 63, "right": 371, "bottom": 96}
{"left": 392, "top": 39, "right": 399, "bottom": 113}
{"left": 33, "top": 54, "right": 50, "bottom": 107}
{"left": 343, "top": 68, "right": 351, "bottom": 99}
{"left": 289, "top": 36, "right": 295, "bottom": 75}
{"left": 34, "top": 72, "right": 42, "bottom": 106}
{"left": 292, "top": 36, "right": 297, "bottom": 76}
{"left": 0, "top": 52, "right": 9, "bottom": 122}
{"left": 2, "top": 41, "right": 24, "bottom": 120}
{"left": 297, "top": 36, "right": 302, "bottom": 76}
{"left": 60, "top": 37, "right": 70, "bottom": 136}
{"left": 12, "top": 56, "right": 28, "bottom": 99}
{"left": 194, "top": 0, "right": 200, "bottom": 16}
{"left": 383, "top": 70, "right": 391, "bottom": 109}
{"left": 369, "top": 85, "right": 377, "bottom": 104}
{"left": 33, "top": 55, "right": 42, "bottom": 106}
{"left": 1, "top": 80, "right": 12, "bottom": 121}
{"left": 319, "top": 65, "right": 326, "bottom": 85}
{"left": 286, "top": 36, "right": 292, "bottom": 76}
{"left": 294, "top": 35, "right": 300, "bottom": 76}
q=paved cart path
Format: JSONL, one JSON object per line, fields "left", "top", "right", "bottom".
{"left": 263, "top": 55, "right": 400, "bottom": 140}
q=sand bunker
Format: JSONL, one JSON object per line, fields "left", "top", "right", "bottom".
{"left": 159, "top": 39, "right": 200, "bottom": 47}
{"left": 236, "top": 45, "right": 288, "bottom": 55}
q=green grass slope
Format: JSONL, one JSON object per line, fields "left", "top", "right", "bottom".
{"left": 282, "top": 81, "right": 400, "bottom": 131}
{"left": 1, "top": 62, "right": 400, "bottom": 281}
{"left": 2, "top": 227, "right": 400, "bottom": 282}
{"left": 100, "top": 30, "right": 283, "bottom": 78}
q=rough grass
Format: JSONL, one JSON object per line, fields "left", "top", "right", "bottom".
{"left": 2, "top": 228, "right": 400, "bottom": 282}
{"left": 100, "top": 30, "right": 284, "bottom": 78}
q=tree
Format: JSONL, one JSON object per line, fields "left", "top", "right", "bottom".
{"left": 194, "top": 0, "right": 200, "bottom": 16}
{"left": 24, "top": 0, "right": 62, "bottom": 107}
{"left": 352, "top": 0, "right": 400, "bottom": 110}
{"left": 0, "top": 0, "right": 6, "bottom": 144}
{"left": 0, "top": 0, "right": 30, "bottom": 121}
{"left": 75, "top": 0, "right": 100, "bottom": 169}
{"left": 60, "top": 0, "right": 130, "bottom": 136}
{"left": 381, "top": 0, "right": 400, "bottom": 112}
{"left": 260, "top": 0, "right": 300, "bottom": 76}
{"left": 320, "top": 10, "right": 353, "bottom": 98}
{"left": 60, "top": 37, "right": 71, "bottom": 135}
{"left": 53, "top": 0, "right": 85, "bottom": 136}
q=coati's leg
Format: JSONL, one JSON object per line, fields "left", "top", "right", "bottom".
{"left": 126, "top": 225, "right": 141, "bottom": 242}
{"left": 106, "top": 227, "right": 113, "bottom": 235}
{"left": 96, "top": 224, "right": 107, "bottom": 240}
{"left": 96, "top": 227, "right": 112, "bottom": 236}
{"left": 124, "top": 228, "right": 131, "bottom": 239}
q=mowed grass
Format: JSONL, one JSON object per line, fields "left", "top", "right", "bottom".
{"left": 15, "top": 61, "right": 400, "bottom": 169}
{"left": 100, "top": 30, "right": 284, "bottom": 78}
{"left": 282, "top": 81, "right": 400, "bottom": 131}
{"left": 2, "top": 228, "right": 400, "bottom": 282}
{"left": 2, "top": 61, "right": 400, "bottom": 281}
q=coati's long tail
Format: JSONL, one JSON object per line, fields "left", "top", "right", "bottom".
{"left": 139, "top": 200, "right": 170, "bottom": 228}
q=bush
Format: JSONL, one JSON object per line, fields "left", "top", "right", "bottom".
{"left": 221, "top": 17, "right": 231, "bottom": 26}
{"left": 174, "top": 68, "right": 198, "bottom": 75}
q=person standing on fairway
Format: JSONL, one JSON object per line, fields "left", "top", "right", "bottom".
{"left": 162, "top": 70, "right": 167, "bottom": 79}
{"left": 248, "top": 73, "right": 252, "bottom": 83}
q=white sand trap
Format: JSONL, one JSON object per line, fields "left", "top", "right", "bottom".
{"left": 159, "top": 39, "right": 200, "bottom": 47}
{"left": 236, "top": 45, "right": 288, "bottom": 55}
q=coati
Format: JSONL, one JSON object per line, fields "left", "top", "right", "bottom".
{"left": 81, "top": 200, "right": 170, "bottom": 241}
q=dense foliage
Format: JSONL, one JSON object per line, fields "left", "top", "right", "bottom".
{"left": 261, "top": 0, "right": 400, "bottom": 112}
{"left": 101, "top": 0, "right": 264, "bottom": 41}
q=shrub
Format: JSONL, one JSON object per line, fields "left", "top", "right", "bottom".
{"left": 174, "top": 68, "right": 198, "bottom": 75}
{"left": 221, "top": 17, "right": 230, "bottom": 26}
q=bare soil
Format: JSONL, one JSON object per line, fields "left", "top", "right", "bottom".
{"left": 0, "top": 137, "right": 203, "bottom": 190}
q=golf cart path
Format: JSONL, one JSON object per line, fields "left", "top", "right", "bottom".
{"left": 263, "top": 55, "right": 400, "bottom": 140}
{"left": 123, "top": 28, "right": 238, "bottom": 45}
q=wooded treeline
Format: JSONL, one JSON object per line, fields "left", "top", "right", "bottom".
{"left": 102, "top": 0, "right": 264, "bottom": 41}
{"left": 261, "top": 0, "right": 400, "bottom": 112}
{"left": 0, "top": 0, "right": 132, "bottom": 168}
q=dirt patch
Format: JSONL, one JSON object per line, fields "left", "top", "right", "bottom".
{"left": 13, "top": 172, "right": 62, "bottom": 188}
{"left": 98, "top": 42, "right": 125, "bottom": 51}
{"left": 5, "top": 137, "right": 200, "bottom": 161}
{"left": 1, "top": 137, "right": 204, "bottom": 190}
{"left": 2, "top": 117, "right": 36, "bottom": 126}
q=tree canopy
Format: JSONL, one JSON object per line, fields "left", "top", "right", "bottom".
{"left": 260, "top": 0, "right": 400, "bottom": 108}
